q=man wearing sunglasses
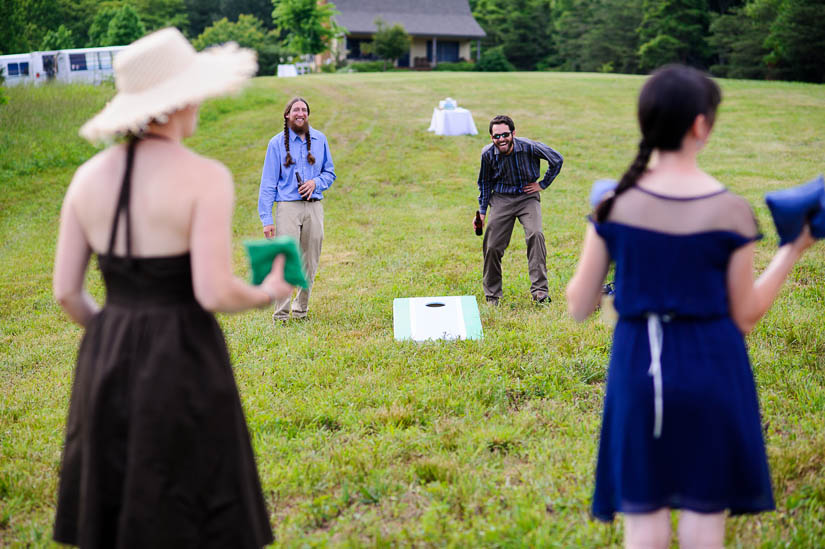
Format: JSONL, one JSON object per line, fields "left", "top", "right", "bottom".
{"left": 475, "top": 115, "right": 563, "bottom": 305}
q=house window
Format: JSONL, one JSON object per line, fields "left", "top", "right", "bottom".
{"left": 7, "top": 63, "right": 19, "bottom": 76}
{"left": 98, "top": 52, "right": 112, "bottom": 70}
{"left": 70, "top": 53, "right": 88, "bottom": 71}
{"left": 436, "top": 41, "right": 459, "bottom": 63}
{"left": 19, "top": 62, "right": 29, "bottom": 75}
{"left": 345, "top": 37, "right": 374, "bottom": 60}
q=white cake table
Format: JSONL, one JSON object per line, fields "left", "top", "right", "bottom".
{"left": 427, "top": 107, "right": 478, "bottom": 136}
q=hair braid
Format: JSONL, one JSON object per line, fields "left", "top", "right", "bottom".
{"left": 595, "top": 140, "right": 653, "bottom": 222}
{"left": 283, "top": 118, "right": 294, "bottom": 168}
{"left": 306, "top": 126, "right": 315, "bottom": 165}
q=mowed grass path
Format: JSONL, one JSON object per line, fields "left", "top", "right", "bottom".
{"left": 1, "top": 72, "right": 824, "bottom": 547}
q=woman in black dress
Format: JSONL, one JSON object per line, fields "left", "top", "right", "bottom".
{"left": 52, "top": 28, "right": 292, "bottom": 548}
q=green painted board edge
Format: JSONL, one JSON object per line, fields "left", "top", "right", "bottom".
{"left": 460, "top": 295, "right": 483, "bottom": 340}
{"left": 393, "top": 298, "right": 412, "bottom": 340}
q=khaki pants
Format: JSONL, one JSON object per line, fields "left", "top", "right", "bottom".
{"left": 482, "top": 192, "right": 548, "bottom": 300}
{"left": 274, "top": 200, "right": 324, "bottom": 320}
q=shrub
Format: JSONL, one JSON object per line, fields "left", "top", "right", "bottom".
{"left": 477, "top": 46, "right": 516, "bottom": 72}
{"left": 369, "top": 18, "right": 410, "bottom": 70}
{"left": 346, "top": 61, "right": 386, "bottom": 72}
{"left": 433, "top": 61, "right": 476, "bottom": 72}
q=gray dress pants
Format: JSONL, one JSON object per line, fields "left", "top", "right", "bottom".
{"left": 482, "top": 192, "right": 548, "bottom": 300}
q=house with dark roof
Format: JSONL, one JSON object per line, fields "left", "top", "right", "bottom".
{"left": 331, "top": 0, "right": 486, "bottom": 68}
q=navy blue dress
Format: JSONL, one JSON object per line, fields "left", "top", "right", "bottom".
{"left": 590, "top": 186, "right": 774, "bottom": 521}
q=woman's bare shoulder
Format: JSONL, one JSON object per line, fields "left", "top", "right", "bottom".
{"left": 65, "top": 145, "right": 125, "bottom": 200}
{"left": 180, "top": 148, "right": 233, "bottom": 189}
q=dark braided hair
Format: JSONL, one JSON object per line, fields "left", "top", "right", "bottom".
{"left": 595, "top": 64, "right": 722, "bottom": 222}
{"left": 282, "top": 97, "right": 316, "bottom": 168}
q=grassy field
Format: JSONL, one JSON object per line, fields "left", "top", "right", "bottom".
{"left": 1, "top": 72, "right": 824, "bottom": 547}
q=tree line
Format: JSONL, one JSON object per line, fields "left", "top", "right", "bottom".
{"left": 1, "top": 0, "right": 823, "bottom": 83}
{"left": 0, "top": 0, "right": 328, "bottom": 75}
{"left": 471, "top": 0, "right": 824, "bottom": 83}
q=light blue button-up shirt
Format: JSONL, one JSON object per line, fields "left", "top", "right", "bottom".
{"left": 258, "top": 127, "right": 336, "bottom": 226}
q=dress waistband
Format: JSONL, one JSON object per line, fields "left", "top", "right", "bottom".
{"left": 619, "top": 312, "right": 729, "bottom": 323}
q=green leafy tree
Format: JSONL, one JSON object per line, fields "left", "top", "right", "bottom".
{"left": 194, "top": 14, "right": 290, "bottom": 75}
{"left": 585, "top": 0, "right": 643, "bottom": 73}
{"left": 221, "top": 0, "right": 274, "bottom": 29}
{"left": 272, "top": 0, "right": 342, "bottom": 56}
{"left": 765, "top": 0, "right": 825, "bottom": 83}
{"left": 105, "top": 4, "right": 147, "bottom": 46}
{"left": 548, "top": 0, "right": 642, "bottom": 73}
{"left": 638, "top": 0, "right": 712, "bottom": 71}
{"left": 133, "top": 0, "right": 189, "bottom": 33}
{"left": 544, "top": 0, "right": 593, "bottom": 71}
{"left": 193, "top": 14, "right": 266, "bottom": 49}
{"left": 88, "top": 7, "right": 119, "bottom": 47}
{"left": 708, "top": 1, "right": 774, "bottom": 79}
{"left": 41, "top": 24, "right": 78, "bottom": 49}
{"left": 47, "top": 0, "right": 100, "bottom": 49}
{"left": 472, "top": 0, "right": 552, "bottom": 70}
{"left": 477, "top": 45, "right": 515, "bottom": 71}
{"left": 363, "top": 18, "right": 409, "bottom": 71}
{"left": 184, "top": 0, "right": 221, "bottom": 36}
{"left": 1, "top": 0, "right": 64, "bottom": 54}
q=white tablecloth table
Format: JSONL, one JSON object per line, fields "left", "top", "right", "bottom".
{"left": 277, "top": 64, "right": 298, "bottom": 77}
{"left": 427, "top": 107, "right": 478, "bottom": 136}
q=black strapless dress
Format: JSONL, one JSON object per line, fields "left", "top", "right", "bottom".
{"left": 53, "top": 137, "right": 274, "bottom": 548}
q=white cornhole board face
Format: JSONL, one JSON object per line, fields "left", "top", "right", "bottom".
{"left": 393, "top": 296, "right": 483, "bottom": 341}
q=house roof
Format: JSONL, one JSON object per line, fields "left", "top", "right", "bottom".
{"left": 332, "top": 0, "right": 486, "bottom": 39}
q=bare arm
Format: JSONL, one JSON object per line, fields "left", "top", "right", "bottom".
{"left": 566, "top": 224, "right": 611, "bottom": 321}
{"left": 191, "top": 163, "right": 292, "bottom": 312}
{"left": 53, "top": 189, "right": 100, "bottom": 326}
{"left": 727, "top": 226, "right": 814, "bottom": 333}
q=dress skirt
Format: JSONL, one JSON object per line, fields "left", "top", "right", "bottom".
{"left": 591, "top": 316, "right": 775, "bottom": 521}
{"left": 53, "top": 296, "right": 274, "bottom": 548}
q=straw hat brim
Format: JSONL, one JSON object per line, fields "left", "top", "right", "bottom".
{"left": 79, "top": 42, "right": 257, "bottom": 143}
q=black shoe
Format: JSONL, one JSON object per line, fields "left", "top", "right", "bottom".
{"left": 486, "top": 296, "right": 500, "bottom": 306}
{"left": 533, "top": 295, "right": 551, "bottom": 304}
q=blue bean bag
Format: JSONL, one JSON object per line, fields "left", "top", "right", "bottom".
{"left": 590, "top": 179, "right": 618, "bottom": 208}
{"left": 764, "top": 174, "right": 825, "bottom": 246}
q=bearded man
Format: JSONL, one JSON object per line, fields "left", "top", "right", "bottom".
{"left": 258, "top": 97, "right": 336, "bottom": 322}
{"left": 475, "top": 115, "right": 563, "bottom": 305}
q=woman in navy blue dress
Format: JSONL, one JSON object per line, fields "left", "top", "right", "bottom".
{"left": 566, "top": 65, "right": 815, "bottom": 547}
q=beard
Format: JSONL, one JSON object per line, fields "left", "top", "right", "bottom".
{"left": 288, "top": 119, "right": 308, "bottom": 135}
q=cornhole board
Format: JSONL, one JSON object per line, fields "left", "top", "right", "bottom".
{"left": 393, "top": 296, "right": 483, "bottom": 342}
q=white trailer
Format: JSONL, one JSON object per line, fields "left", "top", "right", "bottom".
{"left": 1, "top": 46, "right": 127, "bottom": 87}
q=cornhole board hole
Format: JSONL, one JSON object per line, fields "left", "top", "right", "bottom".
{"left": 393, "top": 296, "right": 483, "bottom": 342}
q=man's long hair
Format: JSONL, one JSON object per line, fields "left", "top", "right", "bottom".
{"left": 283, "top": 97, "right": 315, "bottom": 168}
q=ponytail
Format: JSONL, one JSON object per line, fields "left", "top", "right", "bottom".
{"left": 595, "top": 140, "right": 652, "bottom": 222}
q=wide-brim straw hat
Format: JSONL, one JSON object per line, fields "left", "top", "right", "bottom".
{"left": 80, "top": 27, "right": 257, "bottom": 142}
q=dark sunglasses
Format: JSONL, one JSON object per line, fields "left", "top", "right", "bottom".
{"left": 491, "top": 132, "right": 512, "bottom": 139}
